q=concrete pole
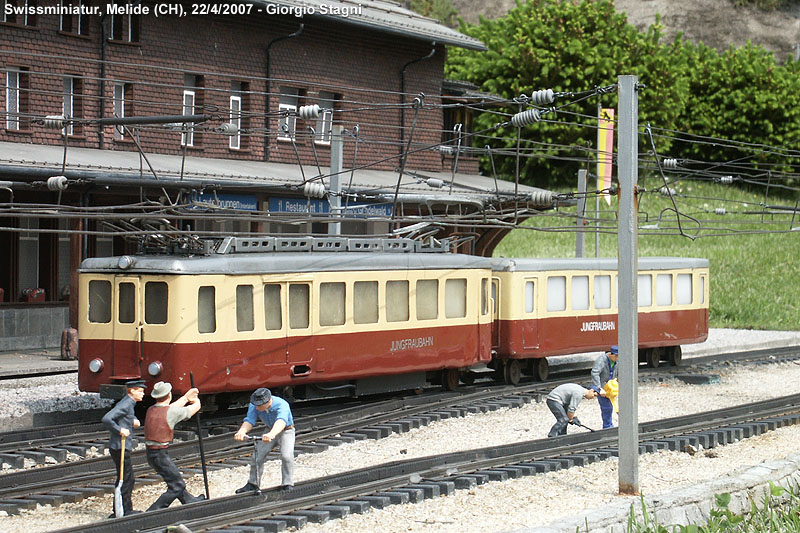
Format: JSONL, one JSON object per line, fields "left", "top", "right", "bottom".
{"left": 329, "top": 125, "right": 343, "bottom": 235}
{"left": 576, "top": 169, "right": 586, "bottom": 257}
{"left": 617, "top": 75, "right": 639, "bottom": 495}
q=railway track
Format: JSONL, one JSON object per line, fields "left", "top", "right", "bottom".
{"left": 45, "top": 392, "right": 800, "bottom": 533}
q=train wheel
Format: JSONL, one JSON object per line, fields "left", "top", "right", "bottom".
{"left": 442, "top": 369, "right": 460, "bottom": 391}
{"left": 504, "top": 359, "right": 522, "bottom": 386}
{"left": 646, "top": 348, "right": 661, "bottom": 368}
{"left": 460, "top": 371, "right": 476, "bottom": 386}
{"left": 532, "top": 358, "right": 549, "bottom": 381}
{"left": 667, "top": 345, "right": 683, "bottom": 366}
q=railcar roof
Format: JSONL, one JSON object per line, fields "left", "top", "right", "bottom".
{"left": 490, "top": 257, "right": 709, "bottom": 272}
{"left": 79, "top": 252, "right": 494, "bottom": 275}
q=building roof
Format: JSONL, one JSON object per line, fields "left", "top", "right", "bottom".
{"left": 0, "top": 141, "right": 551, "bottom": 207}
{"left": 254, "top": 0, "right": 487, "bottom": 51}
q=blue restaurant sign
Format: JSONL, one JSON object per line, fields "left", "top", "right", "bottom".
{"left": 269, "top": 197, "right": 392, "bottom": 217}
{"left": 192, "top": 191, "right": 258, "bottom": 211}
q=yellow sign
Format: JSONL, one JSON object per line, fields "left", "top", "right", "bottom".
{"left": 597, "top": 108, "right": 614, "bottom": 206}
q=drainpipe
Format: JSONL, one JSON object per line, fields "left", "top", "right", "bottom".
{"left": 399, "top": 43, "right": 436, "bottom": 160}
{"left": 99, "top": 13, "right": 107, "bottom": 150}
{"left": 265, "top": 24, "right": 304, "bottom": 161}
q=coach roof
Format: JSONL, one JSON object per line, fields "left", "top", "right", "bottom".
{"left": 490, "top": 257, "right": 709, "bottom": 272}
{"left": 80, "top": 252, "right": 494, "bottom": 275}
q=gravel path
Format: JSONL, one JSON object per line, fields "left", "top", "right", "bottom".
{"left": 2, "top": 329, "right": 800, "bottom": 532}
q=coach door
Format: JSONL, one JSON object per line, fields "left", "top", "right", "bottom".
{"left": 111, "top": 277, "right": 142, "bottom": 378}
{"left": 261, "top": 280, "right": 313, "bottom": 372}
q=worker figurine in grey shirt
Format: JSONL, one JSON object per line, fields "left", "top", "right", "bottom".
{"left": 546, "top": 383, "right": 598, "bottom": 437}
{"left": 101, "top": 379, "right": 145, "bottom": 517}
{"left": 591, "top": 345, "right": 619, "bottom": 429}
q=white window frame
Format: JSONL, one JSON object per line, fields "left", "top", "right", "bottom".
{"left": 5, "top": 69, "right": 20, "bottom": 130}
{"left": 315, "top": 90, "right": 335, "bottom": 144}
{"left": 278, "top": 86, "right": 298, "bottom": 140}
{"left": 182, "top": 89, "right": 195, "bottom": 147}
{"left": 59, "top": 0, "right": 70, "bottom": 31}
{"left": 229, "top": 94, "right": 241, "bottom": 150}
{"left": 113, "top": 82, "right": 126, "bottom": 140}
{"left": 62, "top": 77, "right": 74, "bottom": 136}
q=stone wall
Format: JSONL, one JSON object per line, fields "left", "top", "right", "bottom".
{"left": 0, "top": 305, "right": 70, "bottom": 351}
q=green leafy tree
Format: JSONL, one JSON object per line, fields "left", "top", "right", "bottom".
{"left": 407, "top": 0, "right": 460, "bottom": 27}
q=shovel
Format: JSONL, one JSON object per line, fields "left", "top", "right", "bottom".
{"left": 114, "top": 434, "right": 126, "bottom": 518}
{"left": 570, "top": 420, "right": 596, "bottom": 432}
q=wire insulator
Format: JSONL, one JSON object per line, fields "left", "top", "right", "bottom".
{"left": 298, "top": 104, "right": 320, "bottom": 120}
{"left": 530, "top": 89, "right": 554, "bottom": 106}
{"left": 425, "top": 178, "right": 444, "bottom": 188}
{"left": 714, "top": 208, "right": 727, "bottom": 215}
{"left": 437, "top": 145, "right": 455, "bottom": 155}
{"left": 663, "top": 158, "right": 679, "bottom": 169}
{"left": 47, "top": 176, "right": 68, "bottom": 191}
{"left": 218, "top": 123, "right": 239, "bottom": 135}
{"left": 719, "top": 175, "right": 735, "bottom": 184}
{"left": 528, "top": 190, "right": 554, "bottom": 207}
{"left": 303, "top": 182, "right": 326, "bottom": 198}
{"left": 659, "top": 186, "right": 676, "bottom": 196}
{"left": 44, "top": 115, "right": 66, "bottom": 129}
{"left": 511, "top": 108, "right": 541, "bottom": 128}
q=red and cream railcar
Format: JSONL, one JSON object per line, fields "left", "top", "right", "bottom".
{"left": 489, "top": 257, "right": 709, "bottom": 383}
{"left": 77, "top": 244, "right": 493, "bottom": 403}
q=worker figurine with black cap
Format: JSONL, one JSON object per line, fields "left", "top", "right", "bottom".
{"left": 591, "top": 345, "right": 619, "bottom": 429}
{"left": 101, "top": 379, "right": 145, "bottom": 517}
{"left": 144, "top": 381, "right": 205, "bottom": 510}
{"left": 233, "top": 387, "right": 295, "bottom": 493}
{"left": 545, "top": 383, "right": 600, "bottom": 437}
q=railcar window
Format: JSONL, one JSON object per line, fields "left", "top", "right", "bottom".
{"left": 289, "top": 284, "right": 309, "bottom": 329}
{"left": 88, "top": 280, "right": 112, "bottom": 323}
{"left": 236, "top": 285, "right": 254, "bottom": 332}
{"left": 445, "top": 278, "right": 467, "bottom": 318}
{"left": 594, "top": 275, "right": 611, "bottom": 309}
{"left": 571, "top": 276, "right": 589, "bottom": 310}
{"left": 386, "top": 280, "right": 409, "bottom": 322}
{"left": 638, "top": 274, "right": 652, "bottom": 307}
{"left": 676, "top": 274, "right": 692, "bottom": 305}
{"left": 481, "top": 278, "right": 489, "bottom": 315}
{"left": 320, "top": 282, "right": 345, "bottom": 326}
{"left": 546, "top": 276, "right": 566, "bottom": 312}
{"left": 197, "top": 286, "right": 216, "bottom": 333}
{"left": 263, "top": 284, "right": 282, "bottom": 330}
{"left": 656, "top": 274, "right": 673, "bottom": 306}
{"left": 354, "top": 281, "right": 378, "bottom": 324}
{"left": 416, "top": 279, "right": 438, "bottom": 320}
{"left": 118, "top": 282, "right": 135, "bottom": 324}
{"left": 525, "top": 280, "right": 535, "bottom": 313}
{"left": 144, "top": 282, "right": 168, "bottom": 324}
{"left": 700, "top": 275, "right": 706, "bottom": 304}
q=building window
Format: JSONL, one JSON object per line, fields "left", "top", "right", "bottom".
{"left": 60, "top": 0, "right": 89, "bottom": 35}
{"left": 442, "top": 102, "right": 473, "bottom": 150}
{"left": 315, "top": 91, "right": 337, "bottom": 144}
{"left": 2, "top": 0, "right": 38, "bottom": 25}
{"left": 62, "top": 76, "right": 82, "bottom": 136}
{"left": 229, "top": 95, "right": 241, "bottom": 150}
{"left": 110, "top": 1, "right": 140, "bottom": 42}
{"left": 182, "top": 74, "right": 203, "bottom": 147}
{"left": 278, "top": 86, "right": 298, "bottom": 140}
{"left": 5, "top": 68, "right": 28, "bottom": 131}
{"left": 182, "top": 89, "right": 195, "bottom": 146}
{"left": 112, "top": 82, "right": 128, "bottom": 140}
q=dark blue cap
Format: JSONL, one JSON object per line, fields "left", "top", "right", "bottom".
{"left": 125, "top": 379, "right": 146, "bottom": 389}
{"left": 251, "top": 387, "right": 272, "bottom": 406}
{"left": 610, "top": 345, "right": 619, "bottom": 355}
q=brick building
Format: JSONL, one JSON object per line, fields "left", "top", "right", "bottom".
{"left": 0, "top": 0, "right": 551, "bottom": 350}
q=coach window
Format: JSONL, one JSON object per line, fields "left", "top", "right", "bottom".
{"left": 88, "top": 280, "right": 112, "bottom": 323}
{"left": 118, "top": 282, "right": 135, "bottom": 324}
{"left": 236, "top": 284, "right": 254, "bottom": 332}
{"left": 445, "top": 278, "right": 467, "bottom": 319}
{"left": 594, "top": 275, "right": 611, "bottom": 309}
{"left": 700, "top": 275, "right": 706, "bottom": 304}
{"left": 416, "top": 279, "right": 438, "bottom": 320}
{"left": 386, "top": 280, "right": 409, "bottom": 322}
{"left": 481, "top": 278, "right": 489, "bottom": 315}
{"left": 676, "top": 274, "right": 692, "bottom": 305}
{"left": 197, "top": 286, "right": 216, "bottom": 333}
{"left": 263, "top": 284, "right": 282, "bottom": 330}
{"left": 288, "top": 284, "right": 309, "bottom": 329}
{"left": 524, "top": 280, "right": 535, "bottom": 313}
{"left": 319, "top": 282, "right": 345, "bottom": 326}
{"left": 656, "top": 274, "right": 673, "bottom": 306}
{"left": 571, "top": 275, "right": 589, "bottom": 310}
{"left": 144, "top": 281, "right": 168, "bottom": 324}
{"left": 354, "top": 281, "right": 378, "bottom": 324}
{"left": 638, "top": 274, "right": 652, "bottom": 307}
{"left": 546, "top": 276, "right": 566, "bottom": 312}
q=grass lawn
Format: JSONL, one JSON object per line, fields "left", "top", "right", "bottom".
{"left": 493, "top": 180, "right": 800, "bottom": 331}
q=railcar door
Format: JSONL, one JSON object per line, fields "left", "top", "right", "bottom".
{"left": 286, "top": 281, "right": 313, "bottom": 376}
{"left": 111, "top": 277, "right": 143, "bottom": 379}
{"left": 257, "top": 280, "right": 313, "bottom": 374}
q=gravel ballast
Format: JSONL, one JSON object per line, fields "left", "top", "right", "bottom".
{"left": 2, "top": 328, "right": 800, "bottom": 532}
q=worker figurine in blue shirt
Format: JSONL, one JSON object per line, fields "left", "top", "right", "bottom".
{"left": 101, "top": 379, "right": 145, "bottom": 517}
{"left": 233, "top": 388, "right": 295, "bottom": 493}
{"left": 591, "top": 345, "right": 619, "bottom": 429}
